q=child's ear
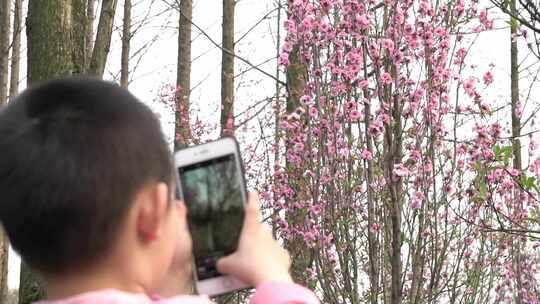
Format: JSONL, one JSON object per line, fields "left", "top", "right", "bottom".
{"left": 136, "top": 182, "right": 169, "bottom": 242}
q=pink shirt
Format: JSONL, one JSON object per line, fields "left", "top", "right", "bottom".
{"left": 35, "top": 282, "right": 319, "bottom": 304}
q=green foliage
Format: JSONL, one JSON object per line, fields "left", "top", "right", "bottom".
{"left": 493, "top": 145, "right": 513, "bottom": 165}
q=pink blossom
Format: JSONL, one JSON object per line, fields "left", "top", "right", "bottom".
{"left": 483, "top": 71, "right": 493, "bottom": 85}
{"left": 393, "top": 163, "right": 411, "bottom": 177}
{"left": 516, "top": 101, "right": 523, "bottom": 118}
{"left": 309, "top": 106, "right": 318, "bottom": 118}
{"left": 282, "top": 41, "right": 293, "bottom": 53}
{"left": 276, "top": 218, "right": 289, "bottom": 229}
{"left": 440, "top": 38, "right": 451, "bottom": 49}
{"left": 278, "top": 53, "right": 290, "bottom": 66}
{"left": 304, "top": 231, "right": 316, "bottom": 242}
{"left": 479, "top": 102, "right": 491, "bottom": 113}
{"left": 508, "top": 168, "right": 520, "bottom": 177}
{"left": 462, "top": 76, "right": 477, "bottom": 97}
{"left": 394, "top": 12, "right": 404, "bottom": 25}
{"left": 299, "top": 95, "right": 312, "bottom": 105}
{"left": 410, "top": 150, "right": 422, "bottom": 161}
{"left": 368, "top": 120, "right": 383, "bottom": 135}
{"left": 381, "top": 38, "right": 395, "bottom": 53}
{"left": 479, "top": 10, "right": 493, "bottom": 30}
{"left": 310, "top": 204, "right": 323, "bottom": 216}
{"left": 358, "top": 79, "right": 369, "bottom": 89}
{"left": 419, "top": 1, "right": 432, "bottom": 15}
{"left": 320, "top": 173, "right": 332, "bottom": 184}
{"left": 349, "top": 110, "right": 361, "bottom": 120}
{"left": 434, "top": 27, "right": 447, "bottom": 37}
{"left": 456, "top": 47, "right": 467, "bottom": 58}
{"left": 356, "top": 14, "right": 371, "bottom": 29}
{"left": 226, "top": 117, "right": 233, "bottom": 130}
{"left": 410, "top": 200, "right": 421, "bottom": 210}
{"left": 370, "top": 223, "right": 381, "bottom": 232}
{"left": 338, "top": 147, "right": 350, "bottom": 158}
{"left": 361, "top": 149, "right": 373, "bottom": 160}
{"left": 283, "top": 19, "right": 296, "bottom": 33}
{"left": 380, "top": 72, "right": 392, "bottom": 85}
{"left": 529, "top": 138, "right": 539, "bottom": 154}
{"left": 410, "top": 191, "right": 425, "bottom": 210}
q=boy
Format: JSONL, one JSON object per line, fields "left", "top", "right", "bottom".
{"left": 0, "top": 78, "right": 318, "bottom": 303}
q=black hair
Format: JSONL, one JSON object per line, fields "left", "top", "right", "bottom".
{"left": 0, "top": 78, "right": 173, "bottom": 274}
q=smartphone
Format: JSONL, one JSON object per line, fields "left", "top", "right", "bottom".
{"left": 174, "top": 137, "right": 250, "bottom": 296}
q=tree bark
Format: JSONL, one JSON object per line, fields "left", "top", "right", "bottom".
{"left": 220, "top": 0, "right": 235, "bottom": 136}
{"left": 19, "top": 263, "right": 46, "bottom": 304}
{"left": 86, "top": 0, "right": 96, "bottom": 68}
{"left": 284, "top": 43, "right": 310, "bottom": 286}
{"left": 0, "top": 0, "right": 10, "bottom": 104}
{"left": 510, "top": 0, "right": 524, "bottom": 302}
{"left": 121, "top": 0, "right": 131, "bottom": 88}
{"left": 382, "top": 58, "right": 403, "bottom": 304}
{"left": 72, "top": 0, "right": 88, "bottom": 74}
{"left": 89, "top": 0, "right": 118, "bottom": 78}
{"left": 9, "top": 0, "right": 21, "bottom": 97}
{"left": 27, "top": 0, "right": 75, "bottom": 84}
{"left": 0, "top": 226, "right": 8, "bottom": 303}
{"left": 174, "top": 0, "right": 192, "bottom": 148}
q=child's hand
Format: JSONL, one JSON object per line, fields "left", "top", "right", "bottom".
{"left": 216, "top": 192, "right": 293, "bottom": 287}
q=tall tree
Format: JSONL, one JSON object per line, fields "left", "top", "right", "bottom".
{"left": 1, "top": 1, "right": 19, "bottom": 301}
{"left": 0, "top": 227, "right": 8, "bottom": 304}
{"left": 86, "top": 0, "right": 96, "bottom": 67}
{"left": 26, "top": 1, "right": 75, "bottom": 84}
{"left": 220, "top": 0, "right": 235, "bottom": 136}
{"left": 9, "top": 0, "right": 22, "bottom": 97}
{"left": 283, "top": 42, "right": 310, "bottom": 287}
{"left": 121, "top": 0, "right": 131, "bottom": 88}
{"left": 0, "top": 0, "right": 10, "bottom": 104}
{"left": 492, "top": 0, "right": 540, "bottom": 59}
{"left": 89, "top": 0, "right": 118, "bottom": 78}
{"left": 510, "top": 0, "right": 525, "bottom": 302}
{"left": 175, "top": 0, "right": 192, "bottom": 148}
{"left": 72, "top": 0, "right": 88, "bottom": 74}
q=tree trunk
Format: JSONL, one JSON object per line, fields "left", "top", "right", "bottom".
{"left": 27, "top": 0, "right": 75, "bottom": 84}
{"left": 120, "top": 0, "right": 131, "bottom": 88}
{"left": 271, "top": 0, "right": 282, "bottom": 240}
{"left": 284, "top": 43, "right": 310, "bottom": 286}
{"left": 220, "top": 0, "right": 235, "bottom": 136}
{"left": 510, "top": 0, "right": 524, "bottom": 302}
{"left": 72, "top": 0, "right": 88, "bottom": 74}
{"left": 89, "top": 0, "right": 118, "bottom": 78}
{"left": 19, "top": 263, "right": 46, "bottom": 304}
{"left": 9, "top": 0, "right": 21, "bottom": 97}
{"left": 174, "top": 0, "right": 192, "bottom": 148}
{"left": 86, "top": 0, "right": 96, "bottom": 68}
{"left": 0, "top": 227, "right": 8, "bottom": 303}
{"left": 0, "top": 0, "right": 10, "bottom": 104}
{"left": 382, "top": 59, "right": 403, "bottom": 304}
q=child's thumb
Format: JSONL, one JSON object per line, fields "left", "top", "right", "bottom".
{"left": 216, "top": 254, "right": 236, "bottom": 275}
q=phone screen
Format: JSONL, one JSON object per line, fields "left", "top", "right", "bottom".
{"left": 178, "top": 154, "right": 245, "bottom": 280}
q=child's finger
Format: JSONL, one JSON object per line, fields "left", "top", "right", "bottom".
{"left": 245, "top": 192, "right": 262, "bottom": 224}
{"left": 216, "top": 254, "right": 236, "bottom": 275}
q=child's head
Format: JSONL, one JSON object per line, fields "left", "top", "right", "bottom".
{"left": 0, "top": 78, "right": 191, "bottom": 291}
